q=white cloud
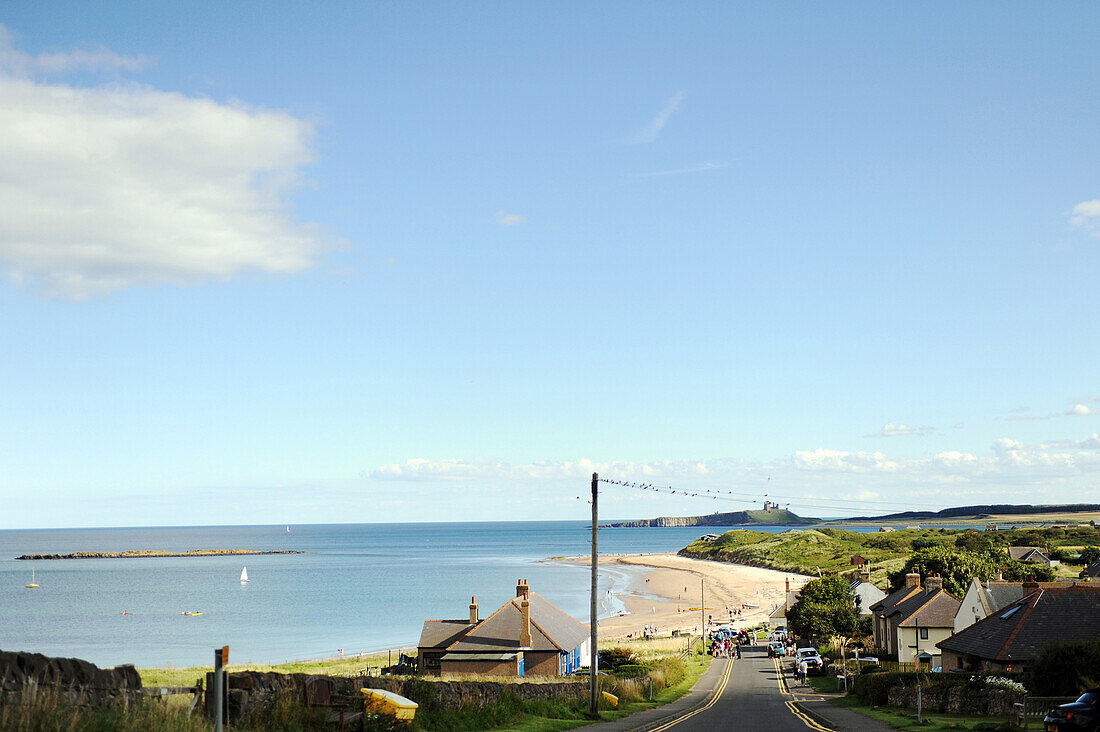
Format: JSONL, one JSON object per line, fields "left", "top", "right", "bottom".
{"left": 1069, "top": 404, "right": 1098, "bottom": 416}
{"left": 865, "top": 422, "right": 934, "bottom": 438}
{"left": 369, "top": 436, "right": 1100, "bottom": 507}
{"left": 494, "top": 211, "right": 529, "bottom": 227}
{"left": 0, "top": 29, "right": 323, "bottom": 298}
{"left": 623, "top": 91, "right": 685, "bottom": 144}
{"left": 1070, "top": 198, "right": 1100, "bottom": 236}
{"left": 0, "top": 26, "right": 150, "bottom": 75}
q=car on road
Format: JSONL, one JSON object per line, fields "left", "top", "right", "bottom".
{"left": 1043, "top": 689, "right": 1100, "bottom": 730}
{"left": 768, "top": 641, "right": 785, "bottom": 658}
{"left": 795, "top": 648, "right": 825, "bottom": 676}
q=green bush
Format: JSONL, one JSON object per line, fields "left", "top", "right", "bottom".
{"left": 598, "top": 647, "right": 638, "bottom": 670}
{"left": 614, "top": 664, "right": 651, "bottom": 678}
{"left": 1027, "top": 637, "right": 1100, "bottom": 695}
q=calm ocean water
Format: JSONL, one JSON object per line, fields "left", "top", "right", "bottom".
{"left": 1, "top": 521, "right": 832, "bottom": 668}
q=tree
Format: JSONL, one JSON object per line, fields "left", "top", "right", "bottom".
{"left": 786, "top": 575, "right": 862, "bottom": 640}
{"left": 998, "top": 559, "right": 1056, "bottom": 583}
{"left": 1027, "top": 637, "right": 1100, "bottom": 695}
{"left": 954, "top": 532, "right": 994, "bottom": 554}
{"left": 1079, "top": 546, "right": 1100, "bottom": 566}
{"left": 888, "top": 546, "right": 999, "bottom": 596}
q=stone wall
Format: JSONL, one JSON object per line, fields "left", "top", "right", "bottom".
{"left": 223, "top": 670, "right": 585, "bottom": 721}
{"left": 0, "top": 650, "right": 141, "bottom": 708}
{"left": 886, "top": 683, "right": 1024, "bottom": 716}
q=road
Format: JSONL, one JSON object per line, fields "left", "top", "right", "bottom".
{"left": 584, "top": 645, "right": 893, "bottom": 732}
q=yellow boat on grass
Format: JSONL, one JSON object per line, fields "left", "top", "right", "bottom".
{"left": 361, "top": 689, "right": 417, "bottom": 720}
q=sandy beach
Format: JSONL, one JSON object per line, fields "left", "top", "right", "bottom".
{"left": 560, "top": 554, "right": 812, "bottom": 642}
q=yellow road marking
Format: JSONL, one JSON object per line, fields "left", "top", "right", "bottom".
{"left": 785, "top": 700, "right": 832, "bottom": 732}
{"left": 773, "top": 655, "right": 831, "bottom": 731}
{"left": 646, "top": 658, "right": 734, "bottom": 732}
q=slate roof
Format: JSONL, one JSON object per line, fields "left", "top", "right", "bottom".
{"left": 434, "top": 592, "right": 589, "bottom": 654}
{"left": 970, "top": 580, "right": 1078, "bottom": 617}
{"left": 1007, "top": 547, "right": 1051, "bottom": 564}
{"left": 893, "top": 589, "right": 961, "bottom": 628}
{"left": 869, "top": 584, "right": 922, "bottom": 613}
{"left": 938, "top": 584, "right": 1100, "bottom": 663}
{"left": 1086, "top": 560, "right": 1100, "bottom": 578}
{"left": 418, "top": 619, "right": 476, "bottom": 649}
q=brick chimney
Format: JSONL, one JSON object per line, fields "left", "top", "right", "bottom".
{"left": 516, "top": 578, "right": 530, "bottom": 600}
{"left": 995, "top": 571, "right": 1004, "bottom": 581}
{"left": 925, "top": 574, "right": 943, "bottom": 592}
{"left": 519, "top": 598, "right": 532, "bottom": 647}
{"left": 1023, "top": 576, "right": 1039, "bottom": 595}
{"left": 785, "top": 577, "right": 790, "bottom": 593}
{"left": 905, "top": 572, "right": 921, "bottom": 589}
{"left": 469, "top": 596, "right": 479, "bottom": 624}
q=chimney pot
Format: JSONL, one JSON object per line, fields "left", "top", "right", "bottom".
{"left": 469, "top": 596, "right": 479, "bottom": 624}
{"left": 926, "top": 574, "right": 943, "bottom": 592}
{"left": 905, "top": 572, "right": 921, "bottom": 589}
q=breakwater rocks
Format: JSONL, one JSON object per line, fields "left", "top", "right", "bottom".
{"left": 15, "top": 549, "right": 305, "bottom": 560}
{"left": 0, "top": 650, "right": 141, "bottom": 707}
{"left": 220, "top": 670, "right": 585, "bottom": 721}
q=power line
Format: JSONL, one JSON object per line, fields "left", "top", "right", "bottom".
{"left": 595, "top": 477, "right": 945, "bottom": 511}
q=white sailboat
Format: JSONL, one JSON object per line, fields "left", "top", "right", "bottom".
{"left": 25, "top": 567, "right": 39, "bottom": 589}
{"left": 240, "top": 566, "right": 250, "bottom": 583}
{"left": 286, "top": 525, "right": 290, "bottom": 533}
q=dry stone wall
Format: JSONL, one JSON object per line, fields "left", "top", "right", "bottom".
{"left": 0, "top": 650, "right": 141, "bottom": 707}
{"left": 224, "top": 670, "right": 585, "bottom": 721}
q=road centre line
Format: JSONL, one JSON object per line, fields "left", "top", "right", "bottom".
{"left": 774, "top": 655, "right": 832, "bottom": 731}
{"left": 644, "top": 658, "right": 734, "bottom": 732}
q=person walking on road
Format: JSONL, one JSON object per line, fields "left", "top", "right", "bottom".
{"left": 797, "top": 659, "right": 808, "bottom": 687}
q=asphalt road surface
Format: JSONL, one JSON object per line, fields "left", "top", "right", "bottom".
{"left": 585, "top": 645, "right": 893, "bottom": 732}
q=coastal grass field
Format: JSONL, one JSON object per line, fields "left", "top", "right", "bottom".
{"left": 680, "top": 525, "right": 1100, "bottom": 580}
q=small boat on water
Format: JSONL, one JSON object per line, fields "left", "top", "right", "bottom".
{"left": 25, "top": 567, "right": 39, "bottom": 589}
{"left": 179, "top": 611, "right": 203, "bottom": 616}
{"left": 240, "top": 566, "right": 250, "bottom": 583}
{"left": 286, "top": 525, "right": 290, "bottom": 533}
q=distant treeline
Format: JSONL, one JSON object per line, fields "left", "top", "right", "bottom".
{"left": 844, "top": 504, "right": 1100, "bottom": 522}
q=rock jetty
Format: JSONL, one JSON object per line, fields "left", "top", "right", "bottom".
{"left": 15, "top": 549, "right": 305, "bottom": 560}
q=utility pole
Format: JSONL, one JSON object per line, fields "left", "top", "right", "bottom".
{"left": 700, "top": 578, "right": 705, "bottom": 641}
{"left": 590, "top": 472, "right": 599, "bottom": 716}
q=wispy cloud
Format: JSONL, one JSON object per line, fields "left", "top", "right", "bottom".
{"left": 0, "top": 26, "right": 150, "bottom": 74}
{"left": 1070, "top": 198, "right": 1100, "bottom": 236}
{"left": 0, "top": 27, "right": 323, "bottom": 298}
{"left": 494, "top": 210, "right": 529, "bottom": 227}
{"left": 623, "top": 91, "right": 685, "bottom": 144}
{"left": 865, "top": 423, "right": 934, "bottom": 438}
{"left": 369, "top": 436, "right": 1100, "bottom": 502}
{"left": 636, "top": 161, "right": 727, "bottom": 178}
{"left": 1070, "top": 404, "right": 1099, "bottom": 416}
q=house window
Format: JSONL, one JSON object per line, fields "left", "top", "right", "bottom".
{"left": 919, "top": 628, "right": 929, "bottom": 640}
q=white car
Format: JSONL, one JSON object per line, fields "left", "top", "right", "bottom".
{"left": 795, "top": 647, "right": 820, "bottom": 662}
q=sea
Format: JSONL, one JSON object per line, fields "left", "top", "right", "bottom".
{"left": 1, "top": 521, "right": 837, "bottom": 669}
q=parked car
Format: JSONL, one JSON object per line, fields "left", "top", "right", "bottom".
{"left": 1044, "top": 689, "right": 1100, "bottom": 730}
{"left": 804, "top": 656, "right": 824, "bottom": 676}
{"left": 795, "top": 648, "right": 819, "bottom": 663}
{"left": 768, "top": 641, "right": 785, "bottom": 658}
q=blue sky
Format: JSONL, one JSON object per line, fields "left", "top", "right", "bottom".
{"left": 1, "top": 2, "right": 1098, "bottom": 528}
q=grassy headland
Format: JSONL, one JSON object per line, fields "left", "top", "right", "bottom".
{"left": 679, "top": 525, "right": 1100, "bottom": 581}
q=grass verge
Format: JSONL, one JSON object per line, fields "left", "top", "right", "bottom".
{"left": 828, "top": 693, "right": 1017, "bottom": 731}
